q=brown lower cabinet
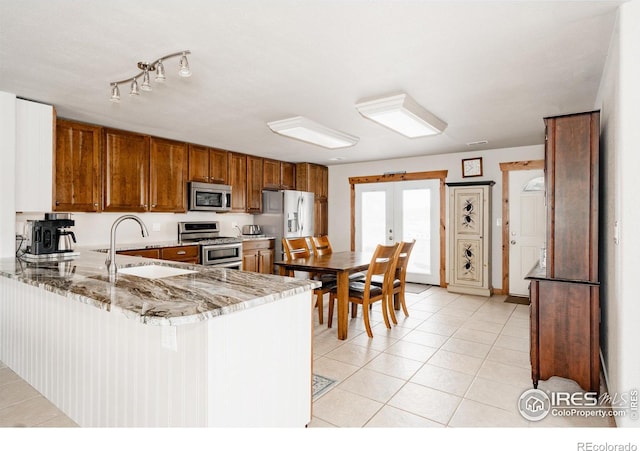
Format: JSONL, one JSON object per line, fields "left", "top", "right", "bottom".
{"left": 242, "top": 239, "right": 274, "bottom": 274}
{"left": 117, "top": 248, "right": 160, "bottom": 259}
{"left": 117, "top": 245, "right": 200, "bottom": 265}
{"left": 160, "top": 245, "right": 199, "bottom": 264}
{"left": 528, "top": 275, "right": 600, "bottom": 393}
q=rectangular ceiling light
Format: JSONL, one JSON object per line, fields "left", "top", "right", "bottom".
{"left": 355, "top": 93, "right": 447, "bottom": 138}
{"left": 267, "top": 116, "right": 359, "bottom": 149}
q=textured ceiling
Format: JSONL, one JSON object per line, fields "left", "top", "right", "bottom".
{"left": 0, "top": 0, "right": 621, "bottom": 165}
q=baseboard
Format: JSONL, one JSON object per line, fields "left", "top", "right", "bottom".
{"left": 441, "top": 283, "right": 506, "bottom": 295}
{"left": 600, "top": 349, "right": 620, "bottom": 427}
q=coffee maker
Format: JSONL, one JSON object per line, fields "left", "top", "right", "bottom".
{"left": 25, "top": 213, "right": 76, "bottom": 255}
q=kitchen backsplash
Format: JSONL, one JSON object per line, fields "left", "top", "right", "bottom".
{"left": 16, "top": 211, "right": 256, "bottom": 247}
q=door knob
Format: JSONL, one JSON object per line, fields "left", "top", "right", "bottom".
{"left": 510, "top": 240, "right": 516, "bottom": 245}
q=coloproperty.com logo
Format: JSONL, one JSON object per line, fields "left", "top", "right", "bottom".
{"left": 518, "top": 387, "right": 639, "bottom": 422}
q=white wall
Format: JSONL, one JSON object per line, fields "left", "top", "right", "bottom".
{"left": 328, "top": 144, "right": 544, "bottom": 290}
{"left": 594, "top": 1, "right": 620, "bottom": 424}
{"left": 0, "top": 91, "right": 17, "bottom": 258}
{"left": 596, "top": 0, "right": 640, "bottom": 428}
{"left": 16, "top": 211, "right": 257, "bottom": 249}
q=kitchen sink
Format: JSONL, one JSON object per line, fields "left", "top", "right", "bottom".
{"left": 117, "top": 265, "right": 197, "bottom": 279}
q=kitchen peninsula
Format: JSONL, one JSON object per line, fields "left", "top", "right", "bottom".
{"left": 0, "top": 249, "right": 319, "bottom": 427}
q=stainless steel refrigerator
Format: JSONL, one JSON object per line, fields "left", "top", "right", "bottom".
{"left": 254, "top": 190, "right": 315, "bottom": 265}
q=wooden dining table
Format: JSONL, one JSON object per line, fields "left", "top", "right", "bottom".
{"left": 274, "top": 251, "right": 371, "bottom": 340}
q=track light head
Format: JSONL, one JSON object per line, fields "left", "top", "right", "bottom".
{"left": 129, "top": 78, "right": 139, "bottom": 96}
{"left": 178, "top": 52, "right": 191, "bottom": 78}
{"left": 155, "top": 60, "right": 166, "bottom": 82}
{"left": 141, "top": 68, "right": 152, "bottom": 92}
{"left": 110, "top": 84, "right": 120, "bottom": 102}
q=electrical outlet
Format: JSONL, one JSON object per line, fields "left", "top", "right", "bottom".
{"left": 152, "top": 223, "right": 161, "bottom": 232}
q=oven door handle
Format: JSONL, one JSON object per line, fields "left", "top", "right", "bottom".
{"left": 203, "top": 243, "right": 241, "bottom": 251}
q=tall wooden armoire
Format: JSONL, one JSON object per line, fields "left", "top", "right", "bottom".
{"left": 527, "top": 110, "right": 600, "bottom": 393}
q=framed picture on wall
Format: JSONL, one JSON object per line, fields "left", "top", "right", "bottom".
{"left": 462, "top": 157, "right": 483, "bottom": 178}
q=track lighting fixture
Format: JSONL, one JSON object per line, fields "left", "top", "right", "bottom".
{"left": 109, "top": 50, "right": 191, "bottom": 102}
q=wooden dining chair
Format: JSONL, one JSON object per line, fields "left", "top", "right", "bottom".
{"left": 282, "top": 237, "right": 311, "bottom": 265}
{"left": 310, "top": 235, "right": 333, "bottom": 256}
{"left": 372, "top": 240, "right": 416, "bottom": 325}
{"left": 327, "top": 242, "right": 399, "bottom": 338}
{"left": 282, "top": 237, "right": 335, "bottom": 325}
{"left": 311, "top": 236, "right": 365, "bottom": 290}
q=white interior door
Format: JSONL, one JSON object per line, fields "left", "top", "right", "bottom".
{"left": 508, "top": 169, "right": 545, "bottom": 296}
{"left": 355, "top": 179, "right": 440, "bottom": 285}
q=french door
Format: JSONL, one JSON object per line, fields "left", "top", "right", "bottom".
{"left": 355, "top": 179, "right": 440, "bottom": 285}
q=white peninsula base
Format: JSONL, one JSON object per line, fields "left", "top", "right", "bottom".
{"left": 0, "top": 278, "right": 312, "bottom": 427}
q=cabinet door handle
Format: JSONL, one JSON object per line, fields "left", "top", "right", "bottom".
{"left": 151, "top": 204, "right": 157, "bottom": 208}
{"left": 55, "top": 200, "right": 60, "bottom": 206}
{"left": 94, "top": 203, "right": 98, "bottom": 207}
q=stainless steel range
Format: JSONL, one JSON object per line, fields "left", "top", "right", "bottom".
{"left": 178, "top": 221, "right": 242, "bottom": 269}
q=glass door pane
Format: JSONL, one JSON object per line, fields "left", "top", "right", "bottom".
{"left": 355, "top": 183, "right": 392, "bottom": 253}
{"left": 402, "top": 188, "right": 431, "bottom": 277}
{"left": 395, "top": 179, "right": 439, "bottom": 285}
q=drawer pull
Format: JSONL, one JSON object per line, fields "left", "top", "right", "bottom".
{"left": 177, "top": 250, "right": 186, "bottom": 255}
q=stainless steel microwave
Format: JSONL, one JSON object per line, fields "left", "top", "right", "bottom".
{"left": 188, "top": 182, "right": 232, "bottom": 212}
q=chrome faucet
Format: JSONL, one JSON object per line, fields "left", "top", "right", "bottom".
{"left": 105, "top": 215, "right": 149, "bottom": 276}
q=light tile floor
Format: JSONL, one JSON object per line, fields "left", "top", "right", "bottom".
{"left": 309, "top": 285, "right": 616, "bottom": 428}
{"left": 0, "top": 285, "right": 616, "bottom": 429}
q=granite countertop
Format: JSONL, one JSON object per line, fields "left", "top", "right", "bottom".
{"left": 0, "top": 249, "right": 319, "bottom": 326}
{"left": 525, "top": 261, "right": 600, "bottom": 285}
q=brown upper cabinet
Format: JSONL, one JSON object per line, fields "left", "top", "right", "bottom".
{"left": 54, "top": 119, "right": 102, "bottom": 212}
{"left": 103, "top": 129, "right": 187, "bottom": 213}
{"left": 227, "top": 152, "right": 247, "bottom": 212}
{"left": 53, "top": 119, "right": 321, "bottom": 215}
{"left": 263, "top": 159, "right": 296, "bottom": 190}
{"left": 246, "top": 156, "right": 264, "bottom": 214}
{"left": 149, "top": 137, "right": 188, "bottom": 212}
{"left": 103, "top": 128, "right": 150, "bottom": 212}
{"left": 188, "top": 144, "right": 228, "bottom": 184}
{"left": 296, "top": 162, "right": 328, "bottom": 200}
{"left": 296, "top": 162, "right": 329, "bottom": 236}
